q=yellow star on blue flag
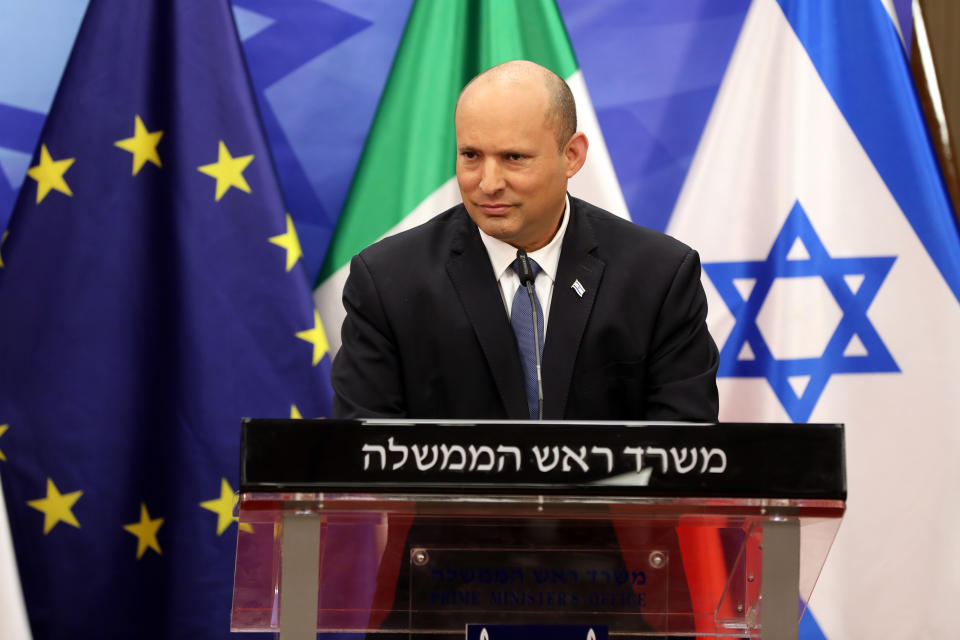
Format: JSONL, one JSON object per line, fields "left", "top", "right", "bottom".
{"left": 199, "top": 478, "right": 253, "bottom": 535}
{"left": 197, "top": 141, "right": 254, "bottom": 201}
{"left": 114, "top": 115, "right": 163, "bottom": 175}
{"left": 296, "top": 310, "right": 329, "bottom": 366}
{"left": 0, "top": 0, "right": 334, "bottom": 635}
{"left": 123, "top": 503, "right": 164, "bottom": 559}
{"left": 269, "top": 213, "right": 304, "bottom": 272}
{"left": 26, "top": 479, "right": 83, "bottom": 535}
{"left": 26, "top": 145, "right": 74, "bottom": 203}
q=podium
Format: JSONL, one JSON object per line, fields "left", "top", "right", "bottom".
{"left": 231, "top": 420, "right": 845, "bottom": 639}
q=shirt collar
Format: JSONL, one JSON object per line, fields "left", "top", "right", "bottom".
{"left": 477, "top": 194, "right": 570, "bottom": 283}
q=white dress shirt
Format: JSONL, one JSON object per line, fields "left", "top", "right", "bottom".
{"left": 477, "top": 195, "right": 570, "bottom": 335}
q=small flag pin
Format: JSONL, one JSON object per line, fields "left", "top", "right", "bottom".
{"left": 571, "top": 279, "right": 585, "bottom": 297}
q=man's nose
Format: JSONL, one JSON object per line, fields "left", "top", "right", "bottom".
{"left": 478, "top": 159, "right": 505, "bottom": 194}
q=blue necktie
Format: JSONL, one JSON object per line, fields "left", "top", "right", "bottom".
{"left": 511, "top": 258, "right": 544, "bottom": 419}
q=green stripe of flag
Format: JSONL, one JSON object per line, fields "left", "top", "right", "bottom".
{"left": 317, "top": 0, "right": 578, "bottom": 283}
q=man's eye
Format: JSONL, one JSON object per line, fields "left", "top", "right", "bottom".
{"left": 508, "top": 154, "right": 525, "bottom": 161}
{"left": 460, "top": 151, "right": 476, "bottom": 159}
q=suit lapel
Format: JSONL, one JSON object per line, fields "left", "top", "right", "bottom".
{"left": 542, "top": 199, "right": 605, "bottom": 418}
{"left": 445, "top": 209, "right": 529, "bottom": 418}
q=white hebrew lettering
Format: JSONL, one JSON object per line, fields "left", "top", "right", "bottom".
{"left": 591, "top": 446, "right": 614, "bottom": 473}
{"left": 387, "top": 437, "right": 408, "bottom": 470}
{"left": 412, "top": 444, "right": 439, "bottom": 471}
{"left": 362, "top": 444, "right": 386, "bottom": 471}
{"left": 700, "top": 447, "right": 727, "bottom": 473}
{"left": 645, "top": 447, "right": 669, "bottom": 474}
{"left": 532, "top": 445, "right": 560, "bottom": 472}
{"left": 561, "top": 445, "right": 589, "bottom": 472}
{"left": 623, "top": 446, "right": 645, "bottom": 472}
{"left": 440, "top": 444, "right": 467, "bottom": 471}
{"left": 468, "top": 445, "right": 496, "bottom": 471}
{"left": 670, "top": 447, "right": 698, "bottom": 474}
{"left": 496, "top": 445, "right": 522, "bottom": 471}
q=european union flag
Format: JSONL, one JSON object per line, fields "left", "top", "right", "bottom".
{"left": 0, "top": 0, "right": 333, "bottom": 636}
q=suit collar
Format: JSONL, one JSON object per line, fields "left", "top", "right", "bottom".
{"left": 541, "top": 196, "right": 605, "bottom": 418}
{"left": 446, "top": 198, "right": 607, "bottom": 420}
{"left": 446, "top": 208, "right": 529, "bottom": 418}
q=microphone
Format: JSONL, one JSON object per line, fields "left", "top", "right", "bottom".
{"left": 516, "top": 249, "right": 544, "bottom": 420}
{"left": 515, "top": 249, "right": 536, "bottom": 286}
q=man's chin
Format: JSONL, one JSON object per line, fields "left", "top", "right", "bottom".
{"left": 468, "top": 211, "right": 517, "bottom": 239}
{"left": 477, "top": 222, "right": 520, "bottom": 244}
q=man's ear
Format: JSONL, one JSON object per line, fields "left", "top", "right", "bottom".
{"left": 564, "top": 132, "right": 589, "bottom": 178}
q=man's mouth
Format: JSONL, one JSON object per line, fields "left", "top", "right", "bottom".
{"left": 478, "top": 202, "right": 513, "bottom": 215}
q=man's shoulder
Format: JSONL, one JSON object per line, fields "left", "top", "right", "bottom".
{"left": 570, "top": 196, "right": 693, "bottom": 262}
{"left": 357, "top": 203, "right": 468, "bottom": 265}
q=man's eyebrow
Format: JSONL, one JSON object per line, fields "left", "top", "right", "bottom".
{"left": 456, "top": 145, "right": 533, "bottom": 156}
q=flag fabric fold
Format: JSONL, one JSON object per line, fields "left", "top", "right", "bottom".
{"left": 0, "top": 474, "right": 31, "bottom": 640}
{"left": 0, "top": 0, "right": 332, "bottom": 636}
{"left": 669, "top": 0, "right": 960, "bottom": 637}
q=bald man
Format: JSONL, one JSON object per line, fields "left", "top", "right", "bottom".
{"left": 331, "top": 60, "right": 718, "bottom": 421}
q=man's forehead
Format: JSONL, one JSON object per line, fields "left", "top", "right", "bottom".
{"left": 455, "top": 98, "right": 552, "bottom": 148}
{"left": 457, "top": 63, "right": 551, "bottom": 111}
{"left": 456, "top": 78, "right": 550, "bottom": 126}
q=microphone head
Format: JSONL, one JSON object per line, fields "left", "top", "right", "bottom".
{"left": 515, "top": 249, "right": 535, "bottom": 286}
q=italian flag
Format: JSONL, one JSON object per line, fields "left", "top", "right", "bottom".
{"left": 313, "top": 0, "right": 628, "bottom": 356}
{"left": 312, "top": 1, "right": 726, "bottom": 630}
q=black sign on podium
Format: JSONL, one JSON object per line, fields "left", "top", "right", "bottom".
{"left": 231, "top": 419, "right": 845, "bottom": 640}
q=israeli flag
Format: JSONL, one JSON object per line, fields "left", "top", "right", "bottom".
{"left": 669, "top": 0, "right": 960, "bottom": 637}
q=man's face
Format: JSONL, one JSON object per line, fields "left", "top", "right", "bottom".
{"left": 455, "top": 79, "right": 584, "bottom": 252}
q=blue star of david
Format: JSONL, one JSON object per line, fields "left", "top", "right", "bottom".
{"left": 703, "top": 201, "right": 898, "bottom": 422}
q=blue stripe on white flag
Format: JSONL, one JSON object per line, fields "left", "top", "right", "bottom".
{"left": 799, "top": 608, "right": 828, "bottom": 640}
{"left": 776, "top": 0, "right": 960, "bottom": 303}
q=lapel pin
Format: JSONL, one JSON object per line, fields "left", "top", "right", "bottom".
{"left": 571, "top": 279, "right": 586, "bottom": 297}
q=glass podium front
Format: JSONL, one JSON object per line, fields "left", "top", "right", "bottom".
{"left": 231, "top": 420, "right": 845, "bottom": 639}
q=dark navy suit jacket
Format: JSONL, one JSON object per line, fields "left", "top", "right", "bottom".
{"left": 331, "top": 196, "right": 719, "bottom": 422}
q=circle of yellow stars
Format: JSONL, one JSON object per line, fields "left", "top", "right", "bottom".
{"left": 20, "top": 115, "right": 325, "bottom": 367}
{"left": 6, "top": 410, "right": 309, "bottom": 554}
{"left": 11, "top": 114, "right": 328, "bottom": 556}
{"left": 26, "top": 117, "right": 260, "bottom": 204}
{"left": 18, "top": 473, "right": 253, "bottom": 558}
